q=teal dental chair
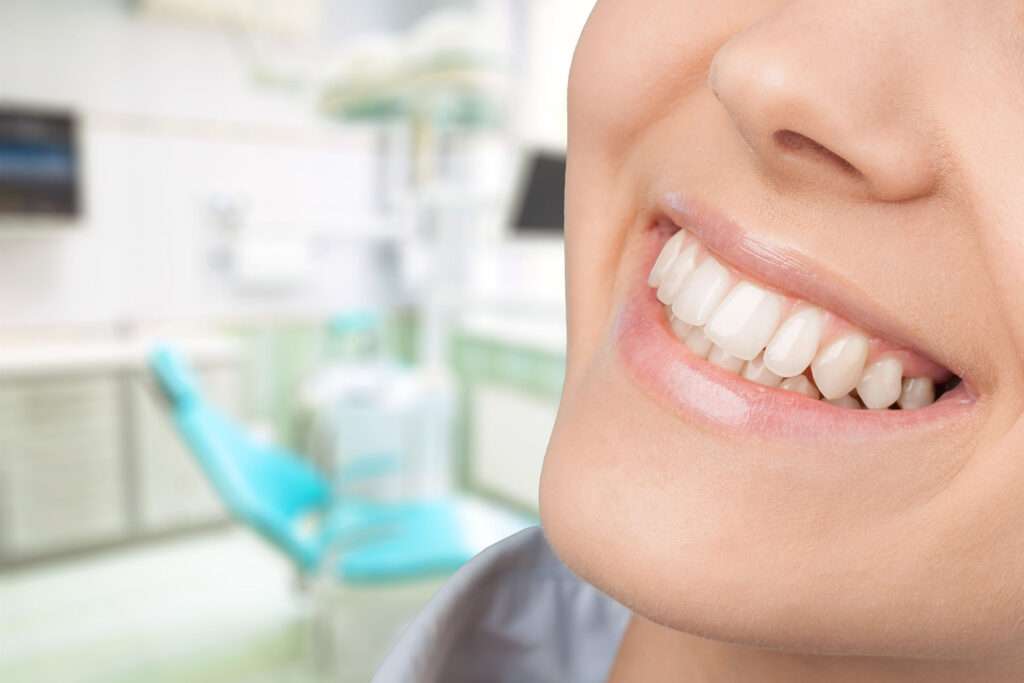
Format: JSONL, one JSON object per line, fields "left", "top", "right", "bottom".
{"left": 149, "top": 346, "right": 530, "bottom": 583}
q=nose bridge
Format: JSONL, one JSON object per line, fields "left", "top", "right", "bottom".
{"left": 708, "top": 4, "right": 938, "bottom": 202}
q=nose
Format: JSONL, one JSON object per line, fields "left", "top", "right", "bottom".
{"left": 707, "top": 5, "right": 938, "bottom": 202}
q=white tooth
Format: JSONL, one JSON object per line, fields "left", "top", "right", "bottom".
{"left": 708, "top": 345, "right": 744, "bottom": 373}
{"left": 705, "top": 281, "right": 783, "bottom": 361}
{"left": 671, "top": 255, "right": 734, "bottom": 325}
{"left": 779, "top": 375, "right": 820, "bottom": 399}
{"left": 648, "top": 231, "right": 687, "bottom": 287}
{"left": 898, "top": 377, "right": 936, "bottom": 410}
{"left": 856, "top": 357, "right": 903, "bottom": 410}
{"left": 656, "top": 243, "right": 701, "bottom": 304}
{"left": 670, "top": 316, "right": 693, "bottom": 341}
{"left": 763, "top": 307, "right": 825, "bottom": 378}
{"left": 827, "top": 394, "right": 861, "bottom": 409}
{"left": 741, "top": 353, "right": 782, "bottom": 387}
{"left": 684, "top": 327, "right": 714, "bottom": 358}
{"left": 810, "top": 334, "right": 869, "bottom": 400}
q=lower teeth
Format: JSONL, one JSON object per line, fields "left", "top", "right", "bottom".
{"left": 665, "top": 306, "right": 955, "bottom": 410}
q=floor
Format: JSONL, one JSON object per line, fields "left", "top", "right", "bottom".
{"left": 0, "top": 527, "right": 431, "bottom": 683}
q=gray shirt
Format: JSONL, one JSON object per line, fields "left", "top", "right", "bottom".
{"left": 372, "top": 526, "right": 631, "bottom": 683}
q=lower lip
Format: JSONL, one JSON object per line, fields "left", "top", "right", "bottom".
{"left": 614, "top": 237, "right": 975, "bottom": 439}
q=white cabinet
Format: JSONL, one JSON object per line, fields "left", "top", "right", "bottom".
{"left": 454, "top": 314, "right": 566, "bottom": 512}
{"left": 0, "top": 376, "right": 128, "bottom": 556}
{"left": 470, "top": 386, "right": 557, "bottom": 510}
{"left": 132, "top": 368, "right": 236, "bottom": 531}
{"left": 0, "top": 338, "right": 239, "bottom": 565}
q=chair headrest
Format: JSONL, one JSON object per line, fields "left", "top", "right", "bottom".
{"left": 149, "top": 346, "right": 201, "bottom": 408}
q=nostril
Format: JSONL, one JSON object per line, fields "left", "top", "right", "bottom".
{"left": 773, "top": 129, "right": 861, "bottom": 177}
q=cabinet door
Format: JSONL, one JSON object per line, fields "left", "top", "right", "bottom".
{"left": 0, "top": 376, "right": 128, "bottom": 559}
{"left": 469, "top": 385, "right": 557, "bottom": 510}
{"left": 132, "top": 366, "right": 238, "bottom": 531}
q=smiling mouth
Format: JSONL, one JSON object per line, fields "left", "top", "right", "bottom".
{"left": 648, "top": 225, "right": 961, "bottom": 410}
{"left": 614, "top": 195, "right": 974, "bottom": 436}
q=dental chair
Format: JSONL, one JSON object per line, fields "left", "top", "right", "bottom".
{"left": 149, "top": 346, "right": 533, "bottom": 677}
{"left": 148, "top": 346, "right": 531, "bottom": 583}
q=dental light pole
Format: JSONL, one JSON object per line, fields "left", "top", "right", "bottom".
{"left": 319, "top": 12, "right": 512, "bottom": 497}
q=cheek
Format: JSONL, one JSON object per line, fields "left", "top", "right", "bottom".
{"left": 569, "top": 1, "right": 685, "bottom": 159}
{"left": 569, "top": 0, "right": 764, "bottom": 157}
{"left": 564, "top": 0, "right": 771, "bottom": 376}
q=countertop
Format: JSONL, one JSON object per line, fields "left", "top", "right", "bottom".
{"left": 0, "top": 334, "right": 238, "bottom": 378}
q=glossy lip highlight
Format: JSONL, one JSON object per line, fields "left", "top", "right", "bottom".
{"left": 614, "top": 200, "right": 976, "bottom": 439}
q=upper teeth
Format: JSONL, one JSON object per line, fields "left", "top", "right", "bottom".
{"left": 705, "top": 281, "right": 783, "bottom": 361}
{"left": 763, "top": 306, "right": 824, "bottom": 378}
{"left": 649, "top": 230, "right": 940, "bottom": 410}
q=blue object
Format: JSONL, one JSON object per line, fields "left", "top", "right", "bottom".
{"left": 149, "top": 346, "right": 529, "bottom": 582}
{"left": 329, "top": 310, "right": 380, "bottom": 336}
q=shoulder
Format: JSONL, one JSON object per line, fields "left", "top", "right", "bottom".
{"left": 373, "top": 526, "right": 631, "bottom": 683}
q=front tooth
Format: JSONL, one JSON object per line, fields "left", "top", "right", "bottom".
{"left": 856, "top": 357, "right": 903, "bottom": 409}
{"left": 705, "top": 281, "right": 783, "bottom": 361}
{"left": 779, "top": 375, "right": 820, "bottom": 399}
{"left": 827, "top": 394, "right": 861, "bottom": 409}
{"left": 898, "top": 377, "right": 936, "bottom": 410}
{"left": 684, "top": 327, "right": 714, "bottom": 358}
{"left": 671, "top": 255, "right": 734, "bottom": 326}
{"left": 810, "top": 334, "right": 869, "bottom": 400}
{"left": 669, "top": 316, "right": 693, "bottom": 341}
{"left": 648, "top": 231, "right": 686, "bottom": 287}
{"left": 763, "top": 307, "right": 825, "bottom": 378}
{"left": 656, "top": 243, "right": 701, "bottom": 304}
{"left": 708, "top": 345, "right": 744, "bottom": 373}
{"left": 742, "top": 353, "right": 782, "bottom": 387}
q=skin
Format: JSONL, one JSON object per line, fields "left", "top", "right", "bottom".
{"left": 538, "top": 1, "right": 1024, "bottom": 681}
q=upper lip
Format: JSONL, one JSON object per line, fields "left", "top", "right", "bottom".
{"left": 658, "top": 191, "right": 966, "bottom": 387}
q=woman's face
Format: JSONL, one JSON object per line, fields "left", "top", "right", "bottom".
{"left": 541, "top": 0, "right": 1024, "bottom": 662}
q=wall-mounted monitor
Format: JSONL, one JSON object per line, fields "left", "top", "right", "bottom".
{"left": 0, "top": 106, "right": 80, "bottom": 220}
{"left": 510, "top": 150, "right": 565, "bottom": 235}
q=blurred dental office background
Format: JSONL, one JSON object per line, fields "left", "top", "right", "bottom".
{"left": 0, "top": 1, "right": 590, "bottom": 680}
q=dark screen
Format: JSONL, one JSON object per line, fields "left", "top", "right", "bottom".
{"left": 512, "top": 152, "right": 565, "bottom": 234}
{"left": 0, "top": 107, "right": 80, "bottom": 218}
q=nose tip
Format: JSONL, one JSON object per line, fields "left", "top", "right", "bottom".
{"left": 708, "top": 29, "right": 938, "bottom": 203}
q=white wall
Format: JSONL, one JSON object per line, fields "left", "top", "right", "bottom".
{"left": 0, "top": 0, "right": 383, "bottom": 329}
{"left": 0, "top": 1, "right": 316, "bottom": 127}
{"left": 514, "top": 0, "right": 594, "bottom": 150}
